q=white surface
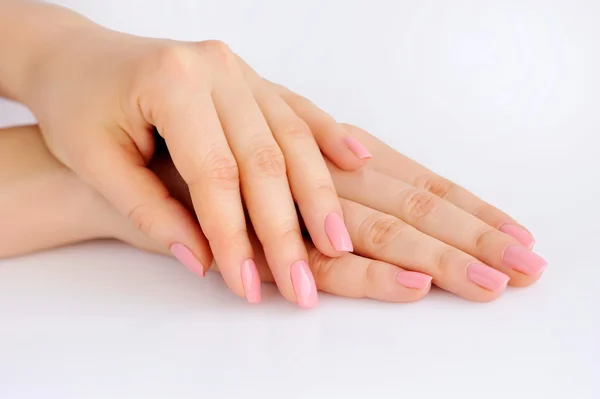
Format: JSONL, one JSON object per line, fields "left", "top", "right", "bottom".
{"left": 1, "top": 0, "right": 599, "bottom": 398}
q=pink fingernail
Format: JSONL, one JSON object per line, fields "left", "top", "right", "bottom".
{"left": 499, "top": 223, "right": 535, "bottom": 249}
{"left": 344, "top": 137, "right": 372, "bottom": 160}
{"left": 503, "top": 246, "right": 547, "bottom": 277}
{"left": 395, "top": 271, "right": 432, "bottom": 289}
{"left": 324, "top": 213, "right": 353, "bottom": 252}
{"left": 241, "top": 259, "right": 261, "bottom": 304}
{"left": 170, "top": 243, "right": 205, "bottom": 277}
{"left": 467, "top": 263, "right": 510, "bottom": 292}
{"left": 290, "top": 260, "right": 319, "bottom": 309}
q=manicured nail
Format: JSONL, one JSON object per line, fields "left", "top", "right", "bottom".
{"left": 395, "top": 271, "right": 432, "bottom": 289}
{"left": 500, "top": 223, "right": 535, "bottom": 249}
{"left": 170, "top": 243, "right": 205, "bottom": 277}
{"left": 344, "top": 137, "right": 372, "bottom": 159}
{"left": 503, "top": 246, "right": 547, "bottom": 276}
{"left": 467, "top": 263, "right": 510, "bottom": 292}
{"left": 290, "top": 260, "right": 318, "bottom": 308}
{"left": 241, "top": 259, "right": 261, "bottom": 304}
{"left": 324, "top": 213, "right": 353, "bottom": 252}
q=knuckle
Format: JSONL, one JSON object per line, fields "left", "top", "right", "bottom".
{"left": 205, "top": 226, "right": 248, "bottom": 247}
{"left": 433, "top": 247, "right": 457, "bottom": 277}
{"left": 473, "top": 228, "right": 495, "bottom": 252}
{"left": 402, "top": 189, "right": 438, "bottom": 224}
{"left": 151, "top": 44, "right": 200, "bottom": 81}
{"left": 313, "top": 182, "right": 337, "bottom": 200}
{"left": 126, "top": 198, "right": 167, "bottom": 237}
{"left": 475, "top": 203, "right": 504, "bottom": 224}
{"left": 280, "top": 119, "right": 313, "bottom": 140}
{"left": 361, "top": 216, "right": 405, "bottom": 249}
{"left": 308, "top": 249, "right": 337, "bottom": 283}
{"left": 364, "top": 260, "right": 379, "bottom": 292}
{"left": 415, "top": 174, "right": 455, "bottom": 199}
{"left": 248, "top": 145, "right": 286, "bottom": 178}
{"left": 204, "top": 153, "right": 240, "bottom": 189}
{"left": 196, "top": 40, "right": 235, "bottom": 66}
{"left": 278, "top": 225, "right": 304, "bottom": 244}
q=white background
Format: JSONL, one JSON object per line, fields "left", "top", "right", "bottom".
{"left": 1, "top": 0, "right": 599, "bottom": 398}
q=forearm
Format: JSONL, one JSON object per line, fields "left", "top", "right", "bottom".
{"left": 0, "top": 125, "right": 107, "bottom": 257}
{"left": 0, "top": 125, "right": 185, "bottom": 258}
{"left": 0, "top": 1, "right": 95, "bottom": 102}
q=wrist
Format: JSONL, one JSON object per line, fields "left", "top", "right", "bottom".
{"left": 0, "top": 125, "right": 113, "bottom": 257}
{"left": 0, "top": 2, "right": 98, "bottom": 103}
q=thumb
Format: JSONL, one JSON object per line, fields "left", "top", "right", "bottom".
{"left": 73, "top": 134, "right": 212, "bottom": 277}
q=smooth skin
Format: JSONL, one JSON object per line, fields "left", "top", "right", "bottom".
{"left": 0, "top": 1, "right": 372, "bottom": 308}
{"left": 0, "top": 125, "right": 547, "bottom": 303}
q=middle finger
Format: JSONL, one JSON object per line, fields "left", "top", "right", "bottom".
{"left": 331, "top": 165, "right": 547, "bottom": 286}
{"left": 210, "top": 59, "right": 317, "bottom": 308}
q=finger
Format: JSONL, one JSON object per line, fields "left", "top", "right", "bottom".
{"left": 340, "top": 199, "right": 510, "bottom": 302}
{"left": 72, "top": 133, "right": 211, "bottom": 277}
{"left": 247, "top": 78, "right": 352, "bottom": 257}
{"left": 263, "top": 80, "right": 372, "bottom": 170}
{"left": 340, "top": 123, "right": 536, "bottom": 248}
{"left": 148, "top": 76, "right": 254, "bottom": 302}
{"left": 332, "top": 166, "right": 548, "bottom": 287}
{"left": 249, "top": 230, "right": 430, "bottom": 303}
{"left": 306, "top": 243, "right": 432, "bottom": 303}
{"left": 208, "top": 54, "right": 317, "bottom": 308}
{"left": 141, "top": 148, "right": 429, "bottom": 305}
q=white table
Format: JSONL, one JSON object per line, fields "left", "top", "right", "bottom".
{"left": 1, "top": 1, "right": 598, "bottom": 398}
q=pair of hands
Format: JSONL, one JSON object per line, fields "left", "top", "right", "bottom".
{"left": 132, "top": 123, "right": 546, "bottom": 304}
{"left": 3, "top": 2, "right": 546, "bottom": 307}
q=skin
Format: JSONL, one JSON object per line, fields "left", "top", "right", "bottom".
{"left": 0, "top": 124, "right": 546, "bottom": 303}
{"left": 0, "top": 1, "right": 371, "bottom": 307}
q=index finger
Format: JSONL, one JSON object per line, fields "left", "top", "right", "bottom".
{"left": 339, "top": 123, "right": 536, "bottom": 249}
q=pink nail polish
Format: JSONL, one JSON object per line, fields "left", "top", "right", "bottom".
{"left": 344, "top": 137, "right": 372, "bottom": 160}
{"left": 170, "top": 243, "right": 205, "bottom": 277}
{"left": 395, "top": 271, "right": 432, "bottom": 289}
{"left": 467, "top": 263, "right": 510, "bottom": 292}
{"left": 503, "top": 246, "right": 547, "bottom": 276}
{"left": 324, "top": 213, "right": 353, "bottom": 252}
{"left": 500, "top": 223, "right": 535, "bottom": 249}
{"left": 241, "top": 259, "right": 261, "bottom": 304}
{"left": 290, "top": 260, "right": 318, "bottom": 308}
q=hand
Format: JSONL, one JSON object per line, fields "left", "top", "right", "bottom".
{"left": 260, "top": 82, "right": 547, "bottom": 299}
{"left": 0, "top": 125, "right": 430, "bottom": 304}
{"left": 134, "top": 122, "right": 548, "bottom": 302}
{"left": 0, "top": 124, "right": 546, "bottom": 303}
{"left": 12, "top": 4, "right": 373, "bottom": 308}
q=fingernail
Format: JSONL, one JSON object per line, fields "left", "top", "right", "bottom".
{"left": 290, "top": 260, "right": 318, "bottom": 308}
{"left": 324, "top": 213, "right": 353, "bottom": 252}
{"left": 170, "top": 243, "right": 205, "bottom": 277}
{"left": 500, "top": 223, "right": 535, "bottom": 249}
{"left": 344, "top": 137, "right": 372, "bottom": 159}
{"left": 395, "top": 271, "right": 432, "bottom": 289}
{"left": 503, "top": 246, "right": 547, "bottom": 276}
{"left": 467, "top": 263, "right": 510, "bottom": 292}
{"left": 241, "top": 259, "right": 261, "bottom": 304}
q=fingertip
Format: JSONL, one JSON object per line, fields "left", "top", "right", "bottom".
{"left": 290, "top": 260, "right": 319, "bottom": 309}
{"left": 241, "top": 259, "right": 262, "bottom": 304}
{"left": 499, "top": 223, "right": 536, "bottom": 250}
{"left": 170, "top": 242, "right": 206, "bottom": 277}
{"left": 343, "top": 136, "right": 372, "bottom": 161}
{"left": 395, "top": 271, "right": 432, "bottom": 290}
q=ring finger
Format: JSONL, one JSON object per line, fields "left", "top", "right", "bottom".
{"left": 332, "top": 166, "right": 548, "bottom": 286}
{"left": 210, "top": 62, "right": 316, "bottom": 308}
{"left": 339, "top": 199, "right": 510, "bottom": 301}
